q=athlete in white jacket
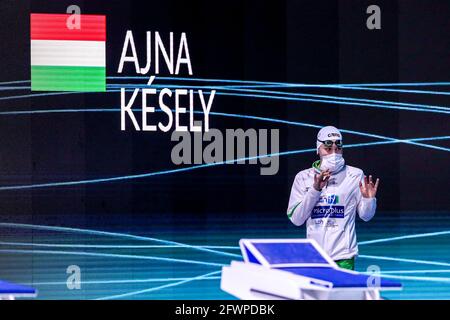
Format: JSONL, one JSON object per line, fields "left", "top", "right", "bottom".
{"left": 287, "top": 126, "right": 380, "bottom": 270}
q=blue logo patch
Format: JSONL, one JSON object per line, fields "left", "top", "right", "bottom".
{"left": 311, "top": 206, "right": 345, "bottom": 219}
{"left": 318, "top": 194, "right": 339, "bottom": 205}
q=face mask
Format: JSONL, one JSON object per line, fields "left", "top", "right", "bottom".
{"left": 320, "top": 153, "right": 345, "bottom": 173}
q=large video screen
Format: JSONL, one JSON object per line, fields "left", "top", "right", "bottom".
{"left": 0, "top": 0, "right": 449, "bottom": 301}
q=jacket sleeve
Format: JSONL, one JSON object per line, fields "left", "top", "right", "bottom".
{"left": 356, "top": 172, "right": 377, "bottom": 222}
{"left": 287, "top": 172, "right": 321, "bottom": 226}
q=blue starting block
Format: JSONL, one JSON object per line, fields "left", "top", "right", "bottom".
{"left": 0, "top": 280, "right": 37, "bottom": 300}
{"left": 221, "top": 239, "right": 402, "bottom": 300}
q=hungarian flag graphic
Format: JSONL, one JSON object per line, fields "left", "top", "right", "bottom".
{"left": 30, "top": 13, "right": 106, "bottom": 92}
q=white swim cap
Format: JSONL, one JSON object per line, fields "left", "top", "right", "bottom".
{"left": 316, "top": 126, "right": 343, "bottom": 154}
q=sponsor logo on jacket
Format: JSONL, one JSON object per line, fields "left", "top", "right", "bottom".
{"left": 312, "top": 194, "right": 344, "bottom": 219}
{"left": 318, "top": 194, "right": 339, "bottom": 205}
{"left": 311, "top": 206, "right": 344, "bottom": 219}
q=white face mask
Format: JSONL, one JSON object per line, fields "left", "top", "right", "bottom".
{"left": 320, "top": 153, "right": 345, "bottom": 173}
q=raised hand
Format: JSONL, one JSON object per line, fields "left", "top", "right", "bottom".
{"left": 313, "top": 169, "right": 331, "bottom": 191}
{"left": 359, "top": 175, "right": 380, "bottom": 198}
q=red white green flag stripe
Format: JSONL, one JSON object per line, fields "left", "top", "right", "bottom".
{"left": 30, "top": 13, "right": 106, "bottom": 92}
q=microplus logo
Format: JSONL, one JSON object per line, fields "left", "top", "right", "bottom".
{"left": 311, "top": 206, "right": 344, "bottom": 219}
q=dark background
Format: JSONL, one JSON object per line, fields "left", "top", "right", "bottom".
{"left": 0, "top": 0, "right": 449, "bottom": 232}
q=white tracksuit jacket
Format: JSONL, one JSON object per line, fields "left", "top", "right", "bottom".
{"left": 287, "top": 164, "right": 376, "bottom": 261}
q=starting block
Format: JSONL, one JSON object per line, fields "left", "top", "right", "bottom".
{"left": 221, "top": 239, "right": 402, "bottom": 300}
{"left": 0, "top": 280, "right": 37, "bottom": 300}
